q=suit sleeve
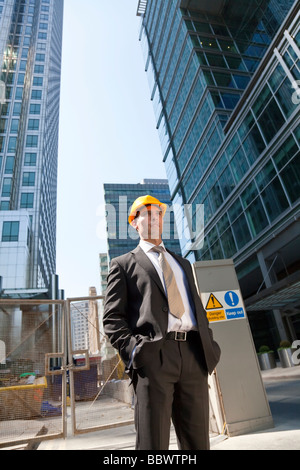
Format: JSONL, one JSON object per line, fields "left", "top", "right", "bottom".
{"left": 103, "top": 259, "right": 138, "bottom": 369}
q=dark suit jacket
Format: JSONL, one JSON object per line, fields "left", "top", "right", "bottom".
{"left": 103, "top": 245, "right": 221, "bottom": 375}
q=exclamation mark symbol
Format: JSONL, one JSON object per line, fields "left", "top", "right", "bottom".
{"left": 229, "top": 292, "right": 234, "bottom": 305}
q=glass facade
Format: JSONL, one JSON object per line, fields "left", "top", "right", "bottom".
{"left": 0, "top": 0, "right": 64, "bottom": 290}
{"left": 104, "top": 179, "right": 182, "bottom": 261}
{"left": 138, "top": 0, "right": 300, "bottom": 347}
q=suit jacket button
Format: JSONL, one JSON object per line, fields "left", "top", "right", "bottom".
{"left": 162, "top": 307, "right": 168, "bottom": 313}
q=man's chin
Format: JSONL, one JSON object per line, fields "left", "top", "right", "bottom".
{"left": 149, "top": 230, "right": 161, "bottom": 240}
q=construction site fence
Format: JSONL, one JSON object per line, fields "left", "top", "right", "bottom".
{"left": 0, "top": 296, "right": 134, "bottom": 450}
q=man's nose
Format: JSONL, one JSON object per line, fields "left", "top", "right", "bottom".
{"left": 150, "top": 212, "right": 159, "bottom": 222}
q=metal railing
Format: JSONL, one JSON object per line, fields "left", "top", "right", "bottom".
{"left": 0, "top": 296, "right": 134, "bottom": 449}
{"left": 0, "top": 299, "right": 67, "bottom": 449}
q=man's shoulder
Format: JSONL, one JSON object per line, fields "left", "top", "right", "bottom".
{"left": 110, "top": 247, "right": 139, "bottom": 267}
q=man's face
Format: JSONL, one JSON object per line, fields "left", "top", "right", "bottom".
{"left": 132, "top": 205, "right": 163, "bottom": 242}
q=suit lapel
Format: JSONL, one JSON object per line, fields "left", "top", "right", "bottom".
{"left": 131, "top": 246, "right": 166, "bottom": 297}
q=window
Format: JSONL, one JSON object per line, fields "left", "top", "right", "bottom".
{"left": 20, "top": 193, "right": 34, "bottom": 208}
{"left": 15, "top": 87, "right": 23, "bottom": 100}
{"left": 10, "top": 119, "right": 19, "bottom": 133}
{"left": 38, "top": 32, "right": 47, "bottom": 40}
{"left": 2, "top": 221, "right": 19, "bottom": 242}
{"left": 213, "top": 72, "right": 236, "bottom": 88}
{"left": 22, "top": 172, "right": 35, "bottom": 186}
{"left": 233, "top": 74, "right": 250, "bottom": 89}
{"left": 17, "top": 73, "right": 25, "bottom": 85}
{"left": 31, "top": 89, "right": 42, "bottom": 100}
{"left": 275, "top": 78, "right": 298, "bottom": 118}
{"left": 1, "top": 177, "right": 12, "bottom": 197}
{"left": 28, "top": 119, "right": 39, "bottom": 131}
{"left": 0, "top": 118, "right": 7, "bottom": 133}
{"left": 4, "top": 156, "right": 14, "bottom": 174}
{"left": 280, "top": 152, "right": 300, "bottom": 203}
{"left": 33, "top": 77, "right": 43, "bottom": 86}
{"left": 252, "top": 84, "right": 272, "bottom": 117}
{"left": 273, "top": 135, "right": 298, "bottom": 170}
{"left": 205, "top": 53, "right": 227, "bottom": 68}
{"left": 260, "top": 178, "right": 289, "bottom": 222}
{"left": 8, "top": 137, "right": 17, "bottom": 152}
{"left": 200, "top": 36, "right": 218, "bottom": 49}
{"left": 35, "top": 53, "right": 45, "bottom": 62}
{"left": 221, "top": 92, "right": 240, "bottom": 109}
{"left": 26, "top": 135, "right": 38, "bottom": 147}
{"left": 258, "top": 98, "right": 285, "bottom": 144}
{"left": 0, "top": 201, "right": 10, "bottom": 211}
{"left": 13, "top": 102, "right": 22, "bottom": 115}
{"left": 225, "top": 55, "right": 246, "bottom": 70}
{"left": 218, "top": 39, "right": 238, "bottom": 54}
{"left": 220, "top": 227, "right": 237, "bottom": 257}
{"left": 29, "top": 104, "right": 41, "bottom": 114}
{"left": 34, "top": 64, "right": 44, "bottom": 74}
{"left": 24, "top": 153, "right": 37, "bottom": 166}
{"left": 231, "top": 213, "right": 252, "bottom": 249}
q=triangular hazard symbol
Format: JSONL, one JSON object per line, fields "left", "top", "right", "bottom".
{"left": 205, "top": 293, "right": 223, "bottom": 310}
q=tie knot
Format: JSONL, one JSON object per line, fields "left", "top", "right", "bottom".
{"left": 151, "top": 245, "right": 165, "bottom": 255}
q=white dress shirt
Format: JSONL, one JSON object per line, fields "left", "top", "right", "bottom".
{"left": 139, "top": 240, "right": 197, "bottom": 332}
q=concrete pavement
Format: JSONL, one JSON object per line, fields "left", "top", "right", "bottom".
{"left": 212, "top": 365, "right": 300, "bottom": 450}
{"left": 37, "top": 365, "right": 300, "bottom": 451}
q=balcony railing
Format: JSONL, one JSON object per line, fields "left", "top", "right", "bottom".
{"left": 136, "top": 0, "right": 148, "bottom": 17}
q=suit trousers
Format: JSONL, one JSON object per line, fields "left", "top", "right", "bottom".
{"left": 133, "top": 332, "right": 210, "bottom": 450}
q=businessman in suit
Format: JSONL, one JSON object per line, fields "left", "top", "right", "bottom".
{"left": 103, "top": 195, "right": 221, "bottom": 450}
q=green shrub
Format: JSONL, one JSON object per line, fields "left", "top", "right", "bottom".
{"left": 258, "top": 345, "right": 272, "bottom": 354}
{"left": 278, "top": 340, "right": 291, "bottom": 350}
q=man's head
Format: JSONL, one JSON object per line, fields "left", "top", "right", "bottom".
{"left": 128, "top": 195, "right": 167, "bottom": 244}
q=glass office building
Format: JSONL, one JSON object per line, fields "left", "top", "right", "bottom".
{"left": 0, "top": 0, "right": 64, "bottom": 294}
{"left": 103, "top": 179, "right": 182, "bottom": 261}
{"left": 137, "top": 0, "right": 300, "bottom": 349}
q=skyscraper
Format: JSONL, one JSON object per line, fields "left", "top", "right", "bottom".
{"left": 137, "top": 1, "right": 300, "bottom": 348}
{"left": 0, "top": 0, "right": 64, "bottom": 294}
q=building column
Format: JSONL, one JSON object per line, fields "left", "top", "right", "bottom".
{"left": 257, "top": 251, "right": 287, "bottom": 341}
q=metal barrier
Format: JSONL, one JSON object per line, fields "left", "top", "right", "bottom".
{"left": 66, "top": 296, "right": 134, "bottom": 436}
{"left": 0, "top": 299, "right": 67, "bottom": 449}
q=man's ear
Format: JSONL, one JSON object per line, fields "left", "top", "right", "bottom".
{"left": 131, "top": 219, "right": 138, "bottom": 231}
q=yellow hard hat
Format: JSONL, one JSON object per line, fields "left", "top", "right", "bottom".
{"left": 128, "top": 195, "right": 167, "bottom": 225}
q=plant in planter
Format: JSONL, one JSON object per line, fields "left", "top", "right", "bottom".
{"left": 277, "top": 340, "right": 295, "bottom": 368}
{"left": 257, "top": 345, "right": 276, "bottom": 370}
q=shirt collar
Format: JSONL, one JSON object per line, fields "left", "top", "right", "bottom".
{"left": 139, "top": 239, "right": 166, "bottom": 253}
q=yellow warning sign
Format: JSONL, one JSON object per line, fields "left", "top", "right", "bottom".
{"left": 205, "top": 293, "right": 223, "bottom": 310}
{"left": 207, "top": 310, "right": 226, "bottom": 322}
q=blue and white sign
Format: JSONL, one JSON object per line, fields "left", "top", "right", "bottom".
{"left": 224, "top": 291, "right": 239, "bottom": 307}
{"left": 225, "top": 307, "right": 245, "bottom": 320}
{"left": 201, "top": 289, "right": 246, "bottom": 323}
{"left": 223, "top": 290, "right": 245, "bottom": 320}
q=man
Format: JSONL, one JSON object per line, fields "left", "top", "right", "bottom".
{"left": 103, "top": 195, "right": 221, "bottom": 450}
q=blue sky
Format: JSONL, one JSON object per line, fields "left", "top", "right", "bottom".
{"left": 56, "top": 0, "right": 166, "bottom": 297}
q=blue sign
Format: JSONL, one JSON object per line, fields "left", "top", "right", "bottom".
{"left": 225, "top": 308, "right": 245, "bottom": 320}
{"left": 224, "top": 291, "right": 239, "bottom": 307}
